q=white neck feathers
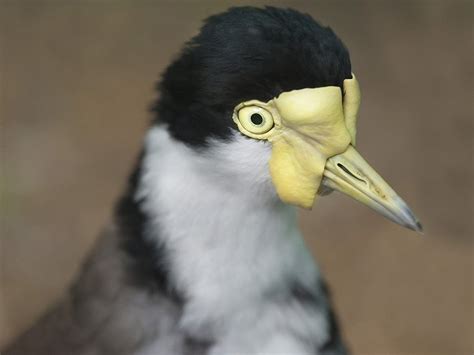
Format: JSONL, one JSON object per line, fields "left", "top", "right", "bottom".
{"left": 137, "top": 126, "right": 320, "bottom": 342}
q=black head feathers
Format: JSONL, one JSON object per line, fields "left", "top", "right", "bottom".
{"left": 153, "top": 6, "right": 352, "bottom": 146}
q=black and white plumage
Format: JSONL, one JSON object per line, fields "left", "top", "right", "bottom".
{"left": 3, "top": 6, "right": 421, "bottom": 355}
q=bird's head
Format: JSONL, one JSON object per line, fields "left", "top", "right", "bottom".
{"left": 154, "top": 6, "right": 422, "bottom": 232}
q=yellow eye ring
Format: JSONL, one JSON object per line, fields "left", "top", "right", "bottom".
{"left": 237, "top": 106, "right": 274, "bottom": 135}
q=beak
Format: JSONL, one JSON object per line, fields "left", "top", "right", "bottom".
{"left": 322, "top": 145, "right": 423, "bottom": 232}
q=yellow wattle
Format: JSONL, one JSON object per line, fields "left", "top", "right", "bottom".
{"left": 232, "top": 75, "right": 360, "bottom": 209}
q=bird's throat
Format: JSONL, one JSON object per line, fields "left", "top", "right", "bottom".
{"left": 133, "top": 126, "right": 320, "bottom": 337}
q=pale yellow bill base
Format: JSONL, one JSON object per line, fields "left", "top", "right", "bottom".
{"left": 321, "top": 146, "right": 423, "bottom": 233}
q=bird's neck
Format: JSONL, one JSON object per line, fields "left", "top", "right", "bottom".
{"left": 124, "top": 125, "right": 320, "bottom": 337}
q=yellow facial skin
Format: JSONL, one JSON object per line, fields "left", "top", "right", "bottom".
{"left": 342, "top": 74, "right": 361, "bottom": 145}
{"left": 233, "top": 74, "right": 423, "bottom": 232}
{"left": 234, "top": 76, "right": 359, "bottom": 209}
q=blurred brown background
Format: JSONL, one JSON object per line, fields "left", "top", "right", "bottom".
{"left": 1, "top": 1, "right": 473, "bottom": 354}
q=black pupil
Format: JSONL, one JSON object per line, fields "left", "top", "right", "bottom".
{"left": 250, "top": 113, "right": 263, "bottom": 125}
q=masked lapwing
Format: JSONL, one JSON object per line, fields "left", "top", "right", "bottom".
{"left": 4, "top": 6, "right": 421, "bottom": 355}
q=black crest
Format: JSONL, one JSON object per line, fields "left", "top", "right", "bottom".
{"left": 153, "top": 6, "right": 352, "bottom": 146}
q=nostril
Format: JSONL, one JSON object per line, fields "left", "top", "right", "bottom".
{"left": 337, "top": 163, "right": 366, "bottom": 183}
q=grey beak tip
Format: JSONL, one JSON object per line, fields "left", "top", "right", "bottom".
{"left": 408, "top": 220, "right": 424, "bottom": 234}
{"left": 416, "top": 221, "right": 424, "bottom": 233}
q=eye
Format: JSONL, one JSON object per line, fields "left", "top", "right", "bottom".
{"left": 237, "top": 106, "right": 274, "bottom": 135}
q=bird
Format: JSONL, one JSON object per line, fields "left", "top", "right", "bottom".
{"left": 3, "top": 6, "right": 422, "bottom": 355}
